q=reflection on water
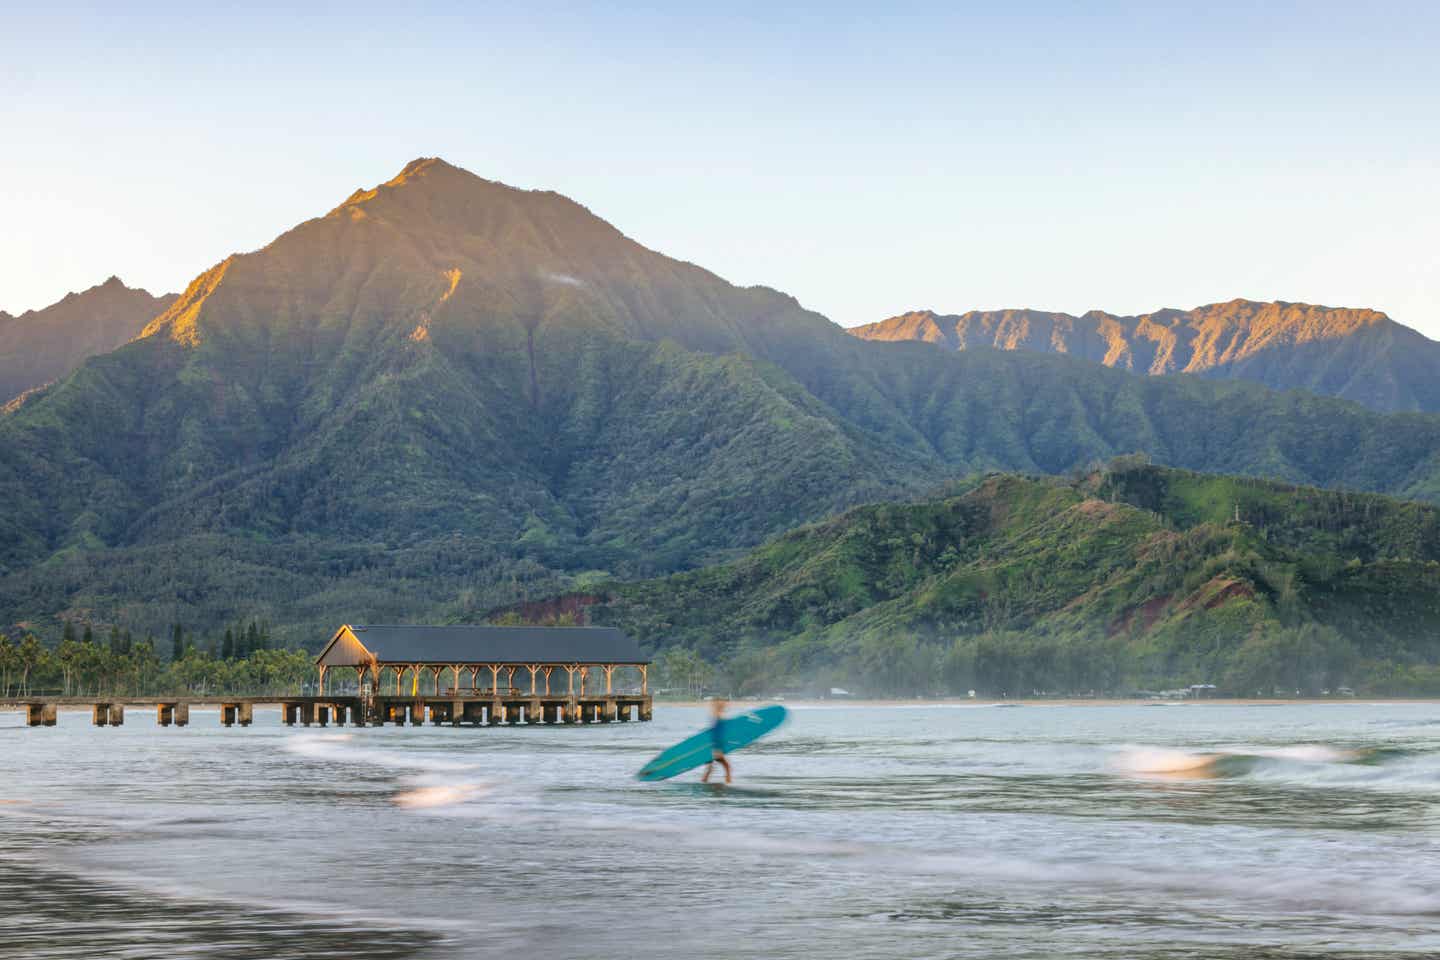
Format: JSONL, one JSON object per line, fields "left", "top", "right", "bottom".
{"left": 2, "top": 703, "right": 1439, "bottom": 959}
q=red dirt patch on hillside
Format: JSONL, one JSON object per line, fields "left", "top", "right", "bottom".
{"left": 1109, "top": 593, "right": 1172, "bottom": 637}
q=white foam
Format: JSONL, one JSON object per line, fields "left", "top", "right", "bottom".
{"left": 1110, "top": 747, "right": 1219, "bottom": 775}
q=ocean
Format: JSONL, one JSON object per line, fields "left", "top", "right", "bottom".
{"left": 3, "top": 702, "right": 1439, "bottom": 959}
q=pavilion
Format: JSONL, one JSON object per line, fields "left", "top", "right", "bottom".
{"left": 314, "top": 623, "right": 650, "bottom": 699}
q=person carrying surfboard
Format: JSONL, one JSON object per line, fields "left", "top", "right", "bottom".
{"left": 700, "top": 697, "right": 733, "bottom": 784}
{"left": 635, "top": 702, "right": 786, "bottom": 783}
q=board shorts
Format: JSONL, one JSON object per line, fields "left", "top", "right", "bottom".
{"left": 710, "top": 722, "right": 724, "bottom": 759}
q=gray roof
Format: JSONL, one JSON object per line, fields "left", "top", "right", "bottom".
{"left": 345, "top": 624, "right": 648, "bottom": 665}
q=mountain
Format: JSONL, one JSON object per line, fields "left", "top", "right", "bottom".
{"left": 0, "top": 277, "right": 176, "bottom": 404}
{"left": 5, "top": 157, "right": 1440, "bottom": 645}
{"left": 851, "top": 300, "right": 1440, "bottom": 413}
{"left": 585, "top": 461, "right": 1440, "bottom": 696}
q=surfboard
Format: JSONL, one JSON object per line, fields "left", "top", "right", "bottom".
{"left": 636, "top": 705, "right": 789, "bottom": 782}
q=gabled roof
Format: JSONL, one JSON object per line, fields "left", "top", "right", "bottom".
{"left": 317, "top": 624, "right": 648, "bottom": 666}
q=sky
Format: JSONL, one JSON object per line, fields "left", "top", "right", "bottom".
{"left": 2, "top": 2, "right": 1438, "bottom": 335}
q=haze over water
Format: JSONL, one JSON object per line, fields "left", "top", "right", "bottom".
{"left": 4, "top": 703, "right": 1439, "bottom": 959}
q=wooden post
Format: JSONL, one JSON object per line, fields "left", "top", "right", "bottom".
{"left": 505, "top": 666, "right": 516, "bottom": 694}
{"left": 42, "top": 703, "right": 57, "bottom": 726}
{"left": 108, "top": 704, "right": 125, "bottom": 726}
{"left": 25, "top": 703, "right": 43, "bottom": 727}
{"left": 318, "top": 664, "right": 328, "bottom": 696}
{"left": 528, "top": 665, "right": 539, "bottom": 695}
{"left": 92, "top": 703, "right": 109, "bottom": 726}
{"left": 604, "top": 664, "right": 615, "bottom": 694}
{"left": 489, "top": 664, "right": 500, "bottom": 695}
{"left": 565, "top": 665, "right": 576, "bottom": 695}
{"left": 579, "top": 666, "right": 588, "bottom": 697}
{"left": 238, "top": 703, "right": 252, "bottom": 727}
{"left": 174, "top": 702, "right": 189, "bottom": 727}
{"left": 543, "top": 666, "right": 553, "bottom": 695}
{"left": 316, "top": 705, "right": 330, "bottom": 727}
{"left": 639, "top": 664, "right": 648, "bottom": 695}
{"left": 157, "top": 703, "right": 173, "bottom": 727}
{"left": 452, "top": 665, "right": 462, "bottom": 695}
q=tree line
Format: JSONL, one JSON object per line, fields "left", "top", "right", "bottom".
{"left": 0, "top": 620, "right": 316, "bottom": 698}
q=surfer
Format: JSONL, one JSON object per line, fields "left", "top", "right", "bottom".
{"left": 700, "top": 697, "right": 733, "bottom": 784}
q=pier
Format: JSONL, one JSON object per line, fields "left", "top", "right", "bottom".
{"left": 9, "top": 622, "right": 654, "bottom": 730}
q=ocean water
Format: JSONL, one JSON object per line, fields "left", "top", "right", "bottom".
{"left": 3, "top": 702, "right": 1439, "bottom": 959}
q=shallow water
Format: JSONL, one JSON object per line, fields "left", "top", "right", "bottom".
{"left": 3, "top": 702, "right": 1439, "bottom": 959}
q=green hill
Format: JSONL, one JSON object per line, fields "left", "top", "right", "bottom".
{"left": 587, "top": 461, "right": 1440, "bottom": 697}
{"left": 5, "top": 158, "right": 1440, "bottom": 646}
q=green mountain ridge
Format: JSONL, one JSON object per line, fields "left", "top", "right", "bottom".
{"left": 584, "top": 461, "right": 1440, "bottom": 696}
{"left": 852, "top": 301, "right": 1440, "bottom": 414}
{"left": 0, "top": 276, "right": 177, "bottom": 405}
{"left": 4, "top": 157, "right": 1440, "bottom": 646}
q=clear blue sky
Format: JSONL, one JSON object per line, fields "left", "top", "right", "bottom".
{"left": 3, "top": 2, "right": 1437, "bottom": 334}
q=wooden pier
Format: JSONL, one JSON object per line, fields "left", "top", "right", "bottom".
{"left": 6, "top": 694, "right": 653, "bottom": 728}
{"left": 8, "top": 621, "right": 656, "bottom": 731}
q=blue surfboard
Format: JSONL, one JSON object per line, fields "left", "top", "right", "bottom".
{"left": 637, "top": 705, "right": 789, "bottom": 782}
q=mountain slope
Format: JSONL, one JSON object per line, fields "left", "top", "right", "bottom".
{"left": 5, "top": 158, "right": 1440, "bottom": 645}
{"left": 587, "top": 461, "right": 1440, "bottom": 696}
{"left": 852, "top": 300, "right": 1440, "bottom": 413}
{"left": 0, "top": 277, "right": 176, "bottom": 403}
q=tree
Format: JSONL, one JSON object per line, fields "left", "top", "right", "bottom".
{"left": 171, "top": 624, "right": 184, "bottom": 662}
{"left": 657, "top": 648, "right": 711, "bottom": 698}
{"left": 16, "top": 634, "right": 43, "bottom": 696}
{"left": 57, "top": 635, "right": 81, "bottom": 695}
{"left": 0, "top": 634, "right": 14, "bottom": 697}
{"left": 222, "top": 628, "right": 235, "bottom": 661}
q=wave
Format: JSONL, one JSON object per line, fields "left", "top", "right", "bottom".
{"left": 1106, "top": 741, "right": 1440, "bottom": 791}
{"left": 283, "top": 732, "right": 480, "bottom": 773}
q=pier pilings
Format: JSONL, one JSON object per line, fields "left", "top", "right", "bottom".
{"left": 10, "top": 694, "right": 652, "bottom": 730}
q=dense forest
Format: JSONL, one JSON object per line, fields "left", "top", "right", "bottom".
{"left": 583, "top": 460, "right": 1440, "bottom": 698}
{"left": 9, "top": 461, "right": 1440, "bottom": 700}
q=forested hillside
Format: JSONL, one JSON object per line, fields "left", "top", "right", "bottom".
{"left": 853, "top": 300, "right": 1440, "bottom": 413}
{"left": 5, "top": 158, "right": 1440, "bottom": 648}
{"left": 587, "top": 461, "right": 1440, "bottom": 697}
